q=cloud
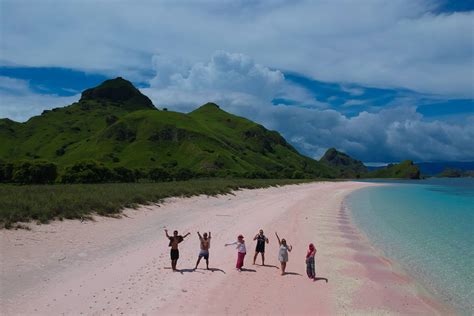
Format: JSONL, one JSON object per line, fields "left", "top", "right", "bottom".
{"left": 1, "top": 0, "right": 473, "bottom": 97}
{"left": 0, "top": 76, "right": 79, "bottom": 122}
{"left": 144, "top": 51, "right": 322, "bottom": 112}
{"left": 142, "top": 51, "right": 474, "bottom": 162}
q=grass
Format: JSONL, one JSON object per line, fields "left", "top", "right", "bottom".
{"left": 0, "top": 178, "right": 314, "bottom": 228}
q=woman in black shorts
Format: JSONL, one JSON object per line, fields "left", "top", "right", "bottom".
{"left": 253, "top": 229, "right": 269, "bottom": 265}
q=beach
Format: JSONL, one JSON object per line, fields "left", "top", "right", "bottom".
{"left": 0, "top": 181, "right": 449, "bottom": 315}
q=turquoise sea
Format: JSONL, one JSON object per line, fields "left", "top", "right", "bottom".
{"left": 347, "top": 178, "right": 474, "bottom": 314}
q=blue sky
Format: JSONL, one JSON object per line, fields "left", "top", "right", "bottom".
{"left": 0, "top": 0, "right": 473, "bottom": 163}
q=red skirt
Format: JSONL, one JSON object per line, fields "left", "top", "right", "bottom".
{"left": 236, "top": 252, "right": 246, "bottom": 269}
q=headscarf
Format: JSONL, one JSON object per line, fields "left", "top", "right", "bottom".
{"left": 306, "top": 243, "right": 315, "bottom": 258}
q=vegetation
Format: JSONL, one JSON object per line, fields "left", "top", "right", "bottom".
{"left": 320, "top": 148, "right": 367, "bottom": 178}
{"left": 437, "top": 168, "right": 474, "bottom": 178}
{"left": 0, "top": 77, "right": 336, "bottom": 179}
{"left": 0, "top": 160, "right": 57, "bottom": 184}
{"left": 0, "top": 179, "right": 313, "bottom": 228}
{"left": 364, "top": 160, "right": 421, "bottom": 179}
{"left": 0, "top": 77, "right": 426, "bottom": 228}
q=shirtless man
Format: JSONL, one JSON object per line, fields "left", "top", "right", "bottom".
{"left": 165, "top": 229, "right": 190, "bottom": 271}
{"left": 194, "top": 231, "right": 211, "bottom": 270}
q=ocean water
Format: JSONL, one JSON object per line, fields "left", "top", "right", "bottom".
{"left": 347, "top": 178, "right": 474, "bottom": 314}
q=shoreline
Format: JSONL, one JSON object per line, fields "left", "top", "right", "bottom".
{"left": 0, "top": 181, "right": 451, "bottom": 315}
{"left": 341, "top": 194, "right": 452, "bottom": 314}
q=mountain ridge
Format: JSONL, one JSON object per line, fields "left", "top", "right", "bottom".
{"left": 0, "top": 78, "right": 424, "bottom": 181}
{"left": 0, "top": 78, "right": 335, "bottom": 179}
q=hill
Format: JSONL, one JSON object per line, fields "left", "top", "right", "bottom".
{"left": 0, "top": 78, "right": 336, "bottom": 179}
{"left": 437, "top": 168, "right": 474, "bottom": 178}
{"left": 319, "top": 148, "right": 368, "bottom": 178}
{"left": 416, "top": 161, "right": 474, "bottom": 176}
{"left": 364, "top": 160, "right": 421, "bottom": 179}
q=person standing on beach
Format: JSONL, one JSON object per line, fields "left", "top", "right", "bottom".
{"left": 275, "top": 232, "right": 292, "bottom": 275}
{"left": 306, "top": 243, "right": 316, "bottom": 280}
{"left": 194, "top": 231, "right": 211, "bottom": 270}
{"left": 253, "top": 229, "right": 269, "bottom": 265}
{"left": 165, "top": 229, "right": 190, "bottom": 271}
{"left": 225, "top": 234, "right": 247, "bottom": 271}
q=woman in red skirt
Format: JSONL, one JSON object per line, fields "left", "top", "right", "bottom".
{"left": 225, "top": 234, "right": 247, "bottom": 271}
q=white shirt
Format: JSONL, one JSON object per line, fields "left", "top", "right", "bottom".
{"left": 228, "top": 241, "right": 246, "bottom": 253}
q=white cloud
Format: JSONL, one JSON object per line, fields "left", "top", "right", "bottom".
{"left": 1, "top": 0, "right": 473, "bottom": 97}
{"left": 0, "top": 76, "right": 79, "bottom": 122}
{"left": 142, "top": 51, "right": 474, "bottom": 162}
{"left": 143, "top": 51, "right": 322, "bottom": 112}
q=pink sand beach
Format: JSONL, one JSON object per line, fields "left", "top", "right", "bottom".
{"left": 0, "top": 181, "right": 451, "bottom": 315}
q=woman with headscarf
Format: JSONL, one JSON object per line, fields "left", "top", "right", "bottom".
{"left": 306, "top": 243, "right": 316, "bottom": 280}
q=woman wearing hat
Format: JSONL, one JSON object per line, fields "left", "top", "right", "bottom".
{"left": 225, "top": 234, "right": 247, "bottom": 271}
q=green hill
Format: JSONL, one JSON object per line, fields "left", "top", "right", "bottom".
{"left": 364, "top": 160, "right": 421, "bottom": 179}
{"left": 0, "top": 78, "right": 336, "bottom": 179}
{"left": 320, "top": 148, "right": 368, "bottom": 178}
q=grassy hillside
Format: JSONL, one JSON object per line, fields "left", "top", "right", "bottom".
{"left": 364, "top": 160, "right": 421, "bottom": 179}
{"left": 320, "top": 148, "right": 368, "bottom": 178}
{"left": 0, "top": 78, "right": 335, "bottom": 179}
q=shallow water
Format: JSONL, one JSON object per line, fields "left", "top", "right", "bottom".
{"left": 347, "top": 178, "right": 474, "bottom": 314}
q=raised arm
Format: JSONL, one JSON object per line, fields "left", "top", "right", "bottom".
{"left": 164, "top": 229, "right": 170, "bottom": 238}
{"left": 288, "top": 244, "right": 293, "bottom": 252}
{"left": 197, "top": 231, "right": 202, "bottom": 239}
{"left": 275, "top": 232, "right": 281, "bottom": 245}
{"left": 183, "top": 232, "right": 191, "bottom": 238}
{"left": 253, "top": 234, "right": 258, "bottom": 241}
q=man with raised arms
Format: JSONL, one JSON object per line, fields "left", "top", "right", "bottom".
{"left": 194, "top": 231, "right": 211, "bottom": 270}
{"left": 165, "top": 229, "right": 190, "bottom": 271}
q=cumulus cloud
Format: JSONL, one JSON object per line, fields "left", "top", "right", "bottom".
{"left": 143, "top": 51, "right": 474, "bottom": 162}
{"left": 1, "top": 0, "right": 473, "bottom": 97}
{"left": 143, "top": 51, "right": 321, "bottom": 112}
{"left": 0, "top": 76, "right": 79, "bottom": 122}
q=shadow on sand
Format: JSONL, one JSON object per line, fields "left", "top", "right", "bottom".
{"left": 314, "top": 277, "right": 329, "bottom": 283}
{"left": 178, "top": 268, "right": 201, "bottom": 274}
{"left": 257, "top": 264, "right": 279, "bottom": 269}
{"left": 240, "top": 268, "right": 257, "bottom": 272}
{"left": 282, "top": 272, "right": 302, "bottom": 276}
{"left": 195, "top": 267, "right": 226, "bottom": 274}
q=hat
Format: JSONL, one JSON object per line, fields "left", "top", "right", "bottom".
{"left": 238, "top": 234, "right": 244, "bottom": 239}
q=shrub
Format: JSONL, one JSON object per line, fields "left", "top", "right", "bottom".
{"left": 148, "top": 167, "right": 171, "bottom": 182}
{"left": 0, "top": 161, "right": 14, "bottom": 183}
{"left": 113, "top": 167, "right": 137, "bottom": 182}
{"left": 61, "top": 161, "right": 114, "bottom": 183}
{"left": 11, "top": 161, "right": 58, "bottom": 184}
{"left": 244, "top": 170, "right": 270, "bottom": 179}
{"left": 173, "top": 168, "right": 194, "bottom": 181}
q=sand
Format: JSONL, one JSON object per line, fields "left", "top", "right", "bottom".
{"left": 0, "top": 181, "right": 450, "bottom": 315}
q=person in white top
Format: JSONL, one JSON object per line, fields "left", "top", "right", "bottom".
{"left": 275, "top": 232, "right": 293, "bottom": 275}
{"left": 225, "top": 234, "right": 247, "bottom": 271}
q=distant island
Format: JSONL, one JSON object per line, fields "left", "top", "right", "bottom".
{"left": 0, "top": 77, "right": 424, "bottom": 184}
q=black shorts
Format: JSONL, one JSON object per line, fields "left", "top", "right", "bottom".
{"left": 255, "top": 244, "right": 265, "bottom": 253}
{"left": 170, "top": 249, "right": 179, "bottom": 260}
